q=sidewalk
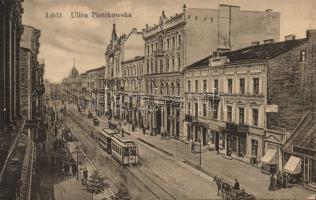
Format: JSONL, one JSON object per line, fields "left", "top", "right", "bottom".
{"left": 123, "top": 125, "right": 313, "bottom": 199}
{"left": 67, "top": 104, "right": 313, "bottom": 199}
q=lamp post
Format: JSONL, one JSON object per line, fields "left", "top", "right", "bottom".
{"left": 199, "top": 127, "right": 202, "bottom": 166}
{"left": 75, "top": 143, "right": 80, "bottom": 180}
{"left": 3, "top": 108, "right": 6, "bottom": 133}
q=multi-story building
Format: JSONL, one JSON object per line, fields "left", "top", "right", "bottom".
{"left": 61, "top": 65, "right": 79, "bottom": 104}
{"left": 183, "top": 30, "right": 316, "bottom": 177}
{"left": 20, "top": 25, "right": 42, "bottom": 121}
{"left": 104, "top": 25, "right": 144, "bottom": 120}
{"left": 86, "top": 66, "right": 105, "bottom": 114}
{"left": 78, "top": 72, "right": 88, "bottom": 111}
{"left": 1, "top": 1, "right": 40, "bottom": 199}
{"left": 142, "top": 4, "right": 280, "bottom": 138}
{"left": 121, "top": 56, "right": 145, "bottom": 127}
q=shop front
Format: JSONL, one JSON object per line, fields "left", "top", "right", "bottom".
{"left": 283, "top": 147, "right": 316, "bottom": 184}
{"left": 222, "top": 122, "right": 248, "bottom": 158}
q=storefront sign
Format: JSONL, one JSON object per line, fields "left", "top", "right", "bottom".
{"left": 293, "top": 146, "right": 316, "bottom": 157}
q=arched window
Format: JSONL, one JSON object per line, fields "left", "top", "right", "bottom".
{"left": 160, "top": 82, "right": 164, "bottom": 95}
{"left": 171, "top": 82, "right": 175, "bottom": 95}
{"left": 177, "top": 82, "right": 180, "bottom": 95}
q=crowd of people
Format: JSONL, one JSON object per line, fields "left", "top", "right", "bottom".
{"left": 268, "top": 171, "right": 288, "bottom": 191}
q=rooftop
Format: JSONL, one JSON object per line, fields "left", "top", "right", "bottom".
{"left": 185, "top": 38, "right": 308, "bottom": 70}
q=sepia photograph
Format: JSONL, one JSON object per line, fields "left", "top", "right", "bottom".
{"left": 0, "top": 0, "right": 316, "bottom": 199}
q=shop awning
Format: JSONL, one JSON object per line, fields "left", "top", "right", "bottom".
{"left": 284, "top": 156, "right": 301, "bottom": 175}
{"left": 261, "top": 149, "right": 277, "bottom": 165}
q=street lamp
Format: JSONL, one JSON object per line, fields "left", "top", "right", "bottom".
{"left": 3, "top": 108, "right": 6, "bottom": 132}
{"left": 75, "top": 143, "right": 80, "bottom": 180}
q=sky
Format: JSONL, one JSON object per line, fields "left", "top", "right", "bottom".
{"left": 22, "top": 0, "right": 316, "bottom": 83}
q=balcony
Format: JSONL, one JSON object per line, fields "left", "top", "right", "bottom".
{"left": 226, "top": 122, "right": 249, "bottom": 133}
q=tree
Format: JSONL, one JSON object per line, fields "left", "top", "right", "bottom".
{"left": 83, "top": 170, "right": 110, "bottom": 200}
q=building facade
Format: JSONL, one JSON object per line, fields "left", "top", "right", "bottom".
{"left": 86, "top": 66, "right": 105, "bottom": 114}
{"left": 104, "top": 25, "right": 144, "bottom": 121}
{"left": 183, "top": 31, "right": 316, "bottom": 174}
{"left": 141, "top": 4, "right": 280, "bottom": 139}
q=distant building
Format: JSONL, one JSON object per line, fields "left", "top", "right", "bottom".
{"left": 86, "top": 66, "right": 105, "bottom": 114}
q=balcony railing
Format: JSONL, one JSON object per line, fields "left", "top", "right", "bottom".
{"left": 226, "top": 122, "right": 249, "bottom": 133}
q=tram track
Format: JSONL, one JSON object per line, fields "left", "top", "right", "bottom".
{"left": 67, "top": 109, "right": 178, "bottom": 200}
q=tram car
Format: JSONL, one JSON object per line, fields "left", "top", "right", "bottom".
{"left": 111, "top": 134, "right": 139, "bottom": 165}
{"left": 97, "top": 128, "right": 117, "bottom": 154}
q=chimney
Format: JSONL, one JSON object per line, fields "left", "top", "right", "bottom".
{"left": 251, "top": 41, "right": 260, "bottom": 46}
{"left": 285, "top": 35, "right": 296, "bottom": 41}
{"left": 264, "top": 39, "right": 274, "bottom": 44}
{"left": 306, "top": 29, "right": 316, "bottom": 39}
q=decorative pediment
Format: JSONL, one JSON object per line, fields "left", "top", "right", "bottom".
{"left": 236, "top": 100, "right": 246, "bottom": 106}
{"left": 265, "top": 134, "right": 282, "bottom": 144}
{"left": 250, "top": 101, "right": 260, "bottom": 107}
{"left": 225, "top": 99, "right": 234, "bottom": 105}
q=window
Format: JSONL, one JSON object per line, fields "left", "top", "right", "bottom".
{"left": 151, "top": 62, "right": 154, "bottom": 73}
{"left": 172, "top": 58, "right": 175, "bottom": 69}
{"left": 300, "top": 50, "right": 306, "bottom": 62}
{"left": 214, "top": 79, "right": 218, "bottom": 93}
{"left": 178, "top": 35, "right": 181, "bottom": 47}
{"left": 166, "top": 58, "right": 169, "bottom": 72}
{"left": 147, "top": 62, "right": 149, "bottom": 74}
{"left": 187, "top": 80, "right": 191, "bottom": 92}
{"left": 167, "top": 38, "right": 170, "bottom": 50}
{"left": 160, "top": 60, "right": 163, "bottom": 73}
{"left": 239, "top": 138, "right": 246, "bottom": 157}
{"left": 155, "top": 60, "right": 158, "bottom": 73}
{"left": 240, "top": 78, "right": 245, "bottom": 94}
{"left": 147, "top": 45, "right": 150, "bottom": 54}
{"left": 178, "top": 57, "right": 181, "bottom": 70}
{"left": 228, "top": 79, "right": 233, "bottom": 94}
{"left": 188, "top": 102, "right": 191, "bottom": 115}
{"left": 239, "top": 107, "right": 244, "bottom": 124}
{"left": 202, "top": 103, "right": 206, "bottom": 117}
{"left": 203, "top": 80, "right": 207, "bottom": 92}
{"left": 232, "top": 136, "right": 237, "bottom": 153}
{"left": 195, "top": 103, "right": 199, "bottom": 117}
{"left": 252, "top": 108, "right": 258, "bottom": 126}
{"left": 213, "top": 103, "right": 218, "bottom": 119}
{"left": 195, "top": 80, "right": 199, "bottom": 92}
{"left": 253, "top": 78, "right": 259, "bottom": 95}
{"left": 172, "top": 36, "right": 175, "bottom": 49}
{"left": 251, "top": 139, "right": 258, "bottom": 157}
{"left": 227, "top": 106, "right": 232, "bottom": 122}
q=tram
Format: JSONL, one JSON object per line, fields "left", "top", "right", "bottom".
{"left": 111, "top": 134, "right": 139, "bottom": 165}
{"left": 97, "top": 128, "right": 117, "bottom": 154}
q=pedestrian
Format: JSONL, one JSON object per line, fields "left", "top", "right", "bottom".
{"left": 233, "top": 179, "right": 240, "bottom": 190}
{"left": 191, "top": 141, "right": 195, "bottom": 154}
{"left": 143, "top": 127, "right": 146, "bottom": 135}
{"left": 64, "top": 162, "right": 70, "bottom": 176}
{"left": 282, "top": 171, "right": 287, "bottom": 188}
{"left": 71, "top": 162, "right": 77, "bottom": 177}
{"left": 83, "top": 168, "right": 88, "bottom": 183}
{"left": 268, "top": 173, "right": 276, "bottom": 191}
{"left": 59, "top": 160, "right": 63, "bottom": 174}
{"left": 276, "top": 171, "right": 281, "bottom": 189}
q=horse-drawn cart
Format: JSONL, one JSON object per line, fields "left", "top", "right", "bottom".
{"left": 213, "top": 176, "right": 255, "bottom": 200}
